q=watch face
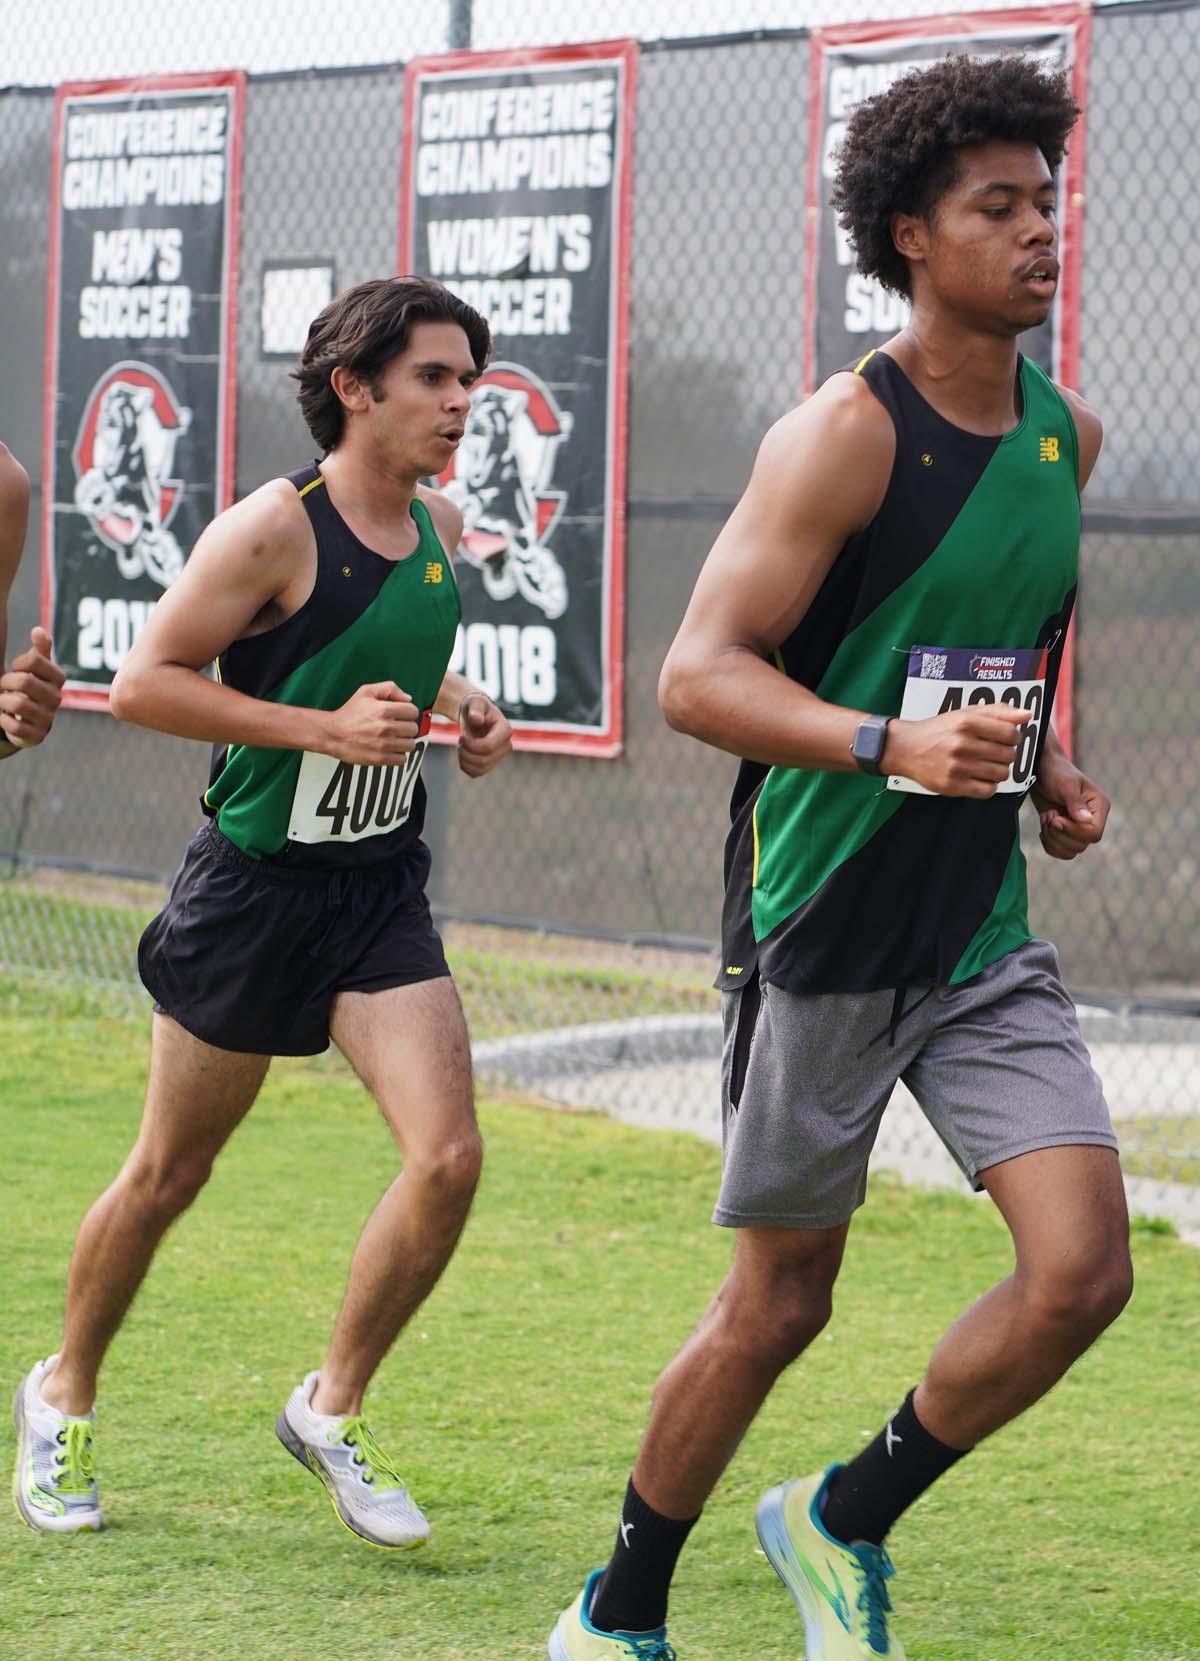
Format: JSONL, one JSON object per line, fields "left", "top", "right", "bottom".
{"left": 854, "top": 718, "right": 887, "bottom": 769}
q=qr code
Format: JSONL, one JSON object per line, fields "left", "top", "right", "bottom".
{"left": 921, "top": 652, "right": 948, "bottom": 679}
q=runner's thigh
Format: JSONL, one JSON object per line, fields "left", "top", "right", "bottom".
{"left": 329, "top": 977, "right": 475, "bottom": 1160}
{"left": 134, "top": 1011, "right": 272, "bottom": 1165}
{"left": 903, "top": 939, "right": 1117, "bottom": 1192}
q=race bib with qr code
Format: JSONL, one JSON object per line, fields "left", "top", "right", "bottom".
{"left": 287, "top": 712, "right": 431, "bottom": 844}
{"left": 886, "top": 645, "right": 1046, "bottom": 797}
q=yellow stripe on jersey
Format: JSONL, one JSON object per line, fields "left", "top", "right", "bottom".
{"left": 297, "top": 474, "right": 326, "bottom": 499}
{"left": 752, "top": 796, "right": 762, "bottom": 887}
{"left": 853, "top": 349, "right": 878, "bottom": 376}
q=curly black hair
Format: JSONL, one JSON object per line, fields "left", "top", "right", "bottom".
{"left": 831, "top": 55, "right": 1079, "bottom": 299}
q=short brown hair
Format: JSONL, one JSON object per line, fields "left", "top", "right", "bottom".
{"left": 293, "top": 277, "right": 491, "bottom": 452}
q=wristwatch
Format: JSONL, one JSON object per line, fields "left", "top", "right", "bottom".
{"left": 850, "top": 714, "right": 892, "bottom": 775}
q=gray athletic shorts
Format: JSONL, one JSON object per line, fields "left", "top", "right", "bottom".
{"left": 715, "top": 938, "right": 1118, "bottom": 1230}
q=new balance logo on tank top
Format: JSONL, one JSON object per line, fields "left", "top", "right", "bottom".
{"left": 203, "top": 464, "right": 461, "bottom": 867}
{"left": 718, "top": 351, "right": 1079, "bottom": 994}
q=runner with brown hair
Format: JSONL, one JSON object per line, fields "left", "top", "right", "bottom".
{"left": 14, "top": 278, "right": 512, "bottom": 1549}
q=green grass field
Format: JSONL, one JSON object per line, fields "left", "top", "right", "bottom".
{"left": 2, "top": 980, "right": 1198, "bottom": 1661}
{"left": 1116, "top": 1116, "right": 1200, "bottom": 1188}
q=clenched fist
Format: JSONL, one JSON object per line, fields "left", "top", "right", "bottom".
{"left": 1, "top": 626, "right": 65, "bottom": 751}
{"left": 884, "top": 703, "right": 1032, "bottom": 799}
{"left": 1032, "top": 756, "right": 1110, "bottom": 860}
{"left": 457, "top": 694, "right": 513, "bottom": 778}
{"left": 322, "top": 682, "right": 423, "bottom": 766}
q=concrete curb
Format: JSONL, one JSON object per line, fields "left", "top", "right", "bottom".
{"left": 472, "top": 1014, "right": 722, "bottom": 1081}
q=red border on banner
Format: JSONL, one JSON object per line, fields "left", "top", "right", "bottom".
{"left": 804, "top": 4, "right": 1090, "bottom": 754}
{"left": 43, "top": 69, "right": 245, "bottom": 713}
{"left": 400, "top": 40, "right": 637, "bottom": 759}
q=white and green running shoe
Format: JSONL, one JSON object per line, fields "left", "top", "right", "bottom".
{"left": 275, "top": 1371, "right": 429, "bottom": 1549}
{"left": 12, "top": 1355, "right": 102, "bottom": 1534}
{"left": 756, "top": 1467, "right": 907, "bottom": 1660}
{"left": 549, "top": 1570, "right": 676, "bottom": 1660}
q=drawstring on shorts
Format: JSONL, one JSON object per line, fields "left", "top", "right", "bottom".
{"left": 856, "top": 984, "right": 937, "bottom": 1056}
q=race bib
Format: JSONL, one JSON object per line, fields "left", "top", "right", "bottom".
{"left": 288, "top": 727, "right": 430, "bottom": 845}
{"left": 886, "top": 645, "right": 1046, "bottom": 797}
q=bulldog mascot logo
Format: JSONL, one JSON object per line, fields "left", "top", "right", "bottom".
{"left": 72, "top": 361, "right": 192, "bottom": 588}
{"left": 439, "top": 362, "right": 573, "bottom": 621}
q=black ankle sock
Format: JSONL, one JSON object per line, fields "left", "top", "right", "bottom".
{"left": 819, "top": 1388, "right": 967, "bottom": 1548}
{"left": 589, "top": 1478, "right": 699, "bottom": 1634}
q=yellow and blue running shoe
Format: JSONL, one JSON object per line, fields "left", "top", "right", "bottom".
{"left": 549, "top": 1569, "right": 676, "bottom": 1660}
{"left": 756, "top": 1467, "right": 907, "bottom": 1659}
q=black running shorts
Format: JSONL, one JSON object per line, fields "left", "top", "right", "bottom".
{"left": 139, "top": 822, "right": 450, "bottom": 1055}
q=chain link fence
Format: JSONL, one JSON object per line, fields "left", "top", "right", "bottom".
{"left": 1, "top": 0, "right": 1197, "bottom": 1228}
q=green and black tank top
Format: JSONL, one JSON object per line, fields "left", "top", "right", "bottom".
{"left": 203, "top": 463, "right": 461, "bottom": 868}
{"left": 718, "top": 350, "right": 1080, "bottom": 995}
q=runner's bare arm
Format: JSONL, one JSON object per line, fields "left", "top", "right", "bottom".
{"left": 658, "top": 377, "right": 1032, "bottom": 797}
{"left": 0, "top": 445, "right": 28, "bottom": 671}
{"left": 0, "top": 446, "right": 64, "bottom": 757}
{"left": 1057, "top": 385, "right": 1103, "bottom": 490}
{"left": 1033, "top": 388, "right": 1109, "bottom": 857}
{"left": 110, "top": 481, "right": 420, "bottom": 765}
{"left": 420, "top": 486, "right": 514, "bottom": 777}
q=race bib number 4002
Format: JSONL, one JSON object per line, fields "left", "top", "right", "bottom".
{"left": 288, "top": 740, "right": 427, "bottom": 844}
{"left": 886, "top": 645, "right": 1047, "bottom": 798}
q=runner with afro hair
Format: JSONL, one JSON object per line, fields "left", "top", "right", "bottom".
{"left": 833, "top": 54, "right": 1079, "bottom": 296}
{"left": 549, "top": 50, "right": 1125, "bottom": 1661}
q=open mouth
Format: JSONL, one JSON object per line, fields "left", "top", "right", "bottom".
{"left": 1020, "top": 261, "right": 1058, "bottom": 296}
